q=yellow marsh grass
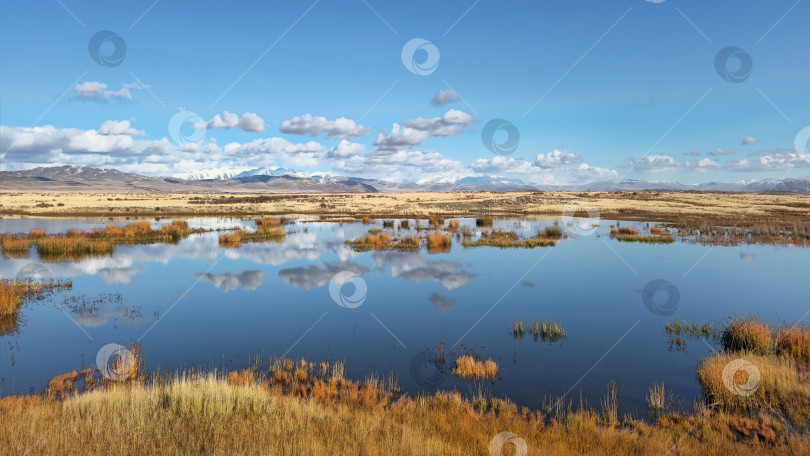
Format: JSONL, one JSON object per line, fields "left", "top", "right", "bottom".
{"left": 0, "top": 279, "right": 73, "bottom": 317}
{"left": 775, "top": 324, "right": 810, "bottom": 363}
{"left": 2, "top": 375, "right": 806, "bottom": 455}
{"left": 697, "top": 352, "right": 810, "bottom": 424}
{"left": 0, "top": 281, "right": 21, "bottom": 316}
{"left": 721, "top": 317, "right": 773, "bottom": 355}
{"left": 427, "top": 233, "right": 451, "bottom": 253}
{"left": 0, "top": 236, "right": 31, "bottom": 253}
{"left": 453, "top": 356, "right": 498, "bottom": 380}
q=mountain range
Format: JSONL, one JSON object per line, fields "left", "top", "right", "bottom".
{"left": 1, "top": 165, "right": 809, "bottom": 193}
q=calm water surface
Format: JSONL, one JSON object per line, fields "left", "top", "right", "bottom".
{"left": 1, "top": 216, "right": 807, "bottom": 416}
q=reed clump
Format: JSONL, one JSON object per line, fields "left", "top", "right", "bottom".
{"left": 2, "top": 221, "right": 204, "bottom": 262}
{"left": 452, "top": 355, "right": 498, "bottom": 380}
{"left": 696, "top": 352, "right": 810, "bottom": 424}
{"left": 345, "top": 231, "right": 418, "bottom": 251}
{"left": 0, "top": 236, "right": 32, "bottom": 253}
{"left": 664, "top": 320, "right": 716, "bottom": 338}
{"left": 645, "top": 382, "right": 668, "bottom": 413}
{"left": 538, "top": 320, "right": 566, "bottom": 342}
{"left": 448, "top": 220, "right": 460, "bottom": 230}
{"left": 426, "top": 233, "right": 451, "bottom": 253}
{"left": 218, "top": 221, "right": 286, "bottom": 247}
{"left": 510, "top": 318, "right": 526, "bottom": 338}
{"left": 0, "top": 278, "right": 73, "bottom": 317}
{"left": 774, "top": 324, "right": 810, "bottom": 364}
{"left": 219, "top": 232, "right": 242, "bottom": 247}
{"left": 463, "top": 230, "right": 555, "bottom": 249}
{"left": 721, "top": 317, "right": 773, "bottom": 355}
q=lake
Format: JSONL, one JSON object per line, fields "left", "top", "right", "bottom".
{"left": 1, "top": 216, "right": 807, "bottom": 417}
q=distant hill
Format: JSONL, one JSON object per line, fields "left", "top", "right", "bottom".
{"left": 0, "top": 165, "right": 808, "bottom": 193}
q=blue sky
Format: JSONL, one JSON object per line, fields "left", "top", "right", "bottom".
{"left": 1, "top": 0, "right": 808, "bottom": 184}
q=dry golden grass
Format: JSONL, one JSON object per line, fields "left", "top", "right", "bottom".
{"left": 2, "top": 220, "right": 203, "bottom": 262}
{"left": 696, "top": 352, "right": 810, "bottom": 425}
{"left": 646, "top": 382, "right": 667, "bottom": 412}
{"left": 219, "top": 232, "right": 242, "bottom": 247}
{"left": 345, "top": 231, "right": 419, "bottom": 251}
{"left": 0, "top": 279, "right": 73, "bottom": 317}
{"left": 0, "top": 281, "right": 22, "bottom": 316}
{"left": 721, "top": 318, "right": 773, "bottom": 355}
{"left": 0, "top": 236, "right": 31, "bottom": 253}
{"left": 775, "top": 324, "right": 810, "bottom": 364}
{"left": 1, "top": 368, "right": 807, "bottom": 455}
{"left": 448, "top": 220, "right": 460, "bottom": 230}
{"left": 463, "top": 230, "right": 556, "bottom": 249}
{"left": 453, "top": 356, "right": 498, "bottom": 380}
{"left": 28, "top": 228, "right": 46, "bottom": 239}
{"left": 427, "top": 233, "right": 451, "bottom": 253}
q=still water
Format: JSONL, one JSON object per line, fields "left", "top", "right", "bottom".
{"left": 1, "top": 217, "right": 807, "bottom": 416}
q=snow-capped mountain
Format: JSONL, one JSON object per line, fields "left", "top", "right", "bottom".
{"left": 174, "top": 166, "right": 309, "bottom": 180}
{"left": 173, "top": 167, "right": 252, "bottom": 180}
{"left": 234, "top": 167, "right": 310, "bottom": 179}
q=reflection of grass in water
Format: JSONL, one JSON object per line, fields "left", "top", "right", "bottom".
{"left": 615, "top": 234, "right": 675, "bottom": 244}
{"left": 543, "top": 226, "right": 562, "bottom": 239}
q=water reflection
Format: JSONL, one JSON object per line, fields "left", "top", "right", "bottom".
{"left": 0, "top": 217, "right": 807, "bottom": 417}
{"left": 195, "top": 270, "right": 265, "bottom": 292}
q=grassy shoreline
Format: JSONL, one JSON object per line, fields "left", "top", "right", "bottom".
{"left": 2, "top": 317, "right": 809, "bottom": 455}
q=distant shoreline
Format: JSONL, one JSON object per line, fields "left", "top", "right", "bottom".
{"left": 1, "top": 191, "right": 809, "bottom": 227}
